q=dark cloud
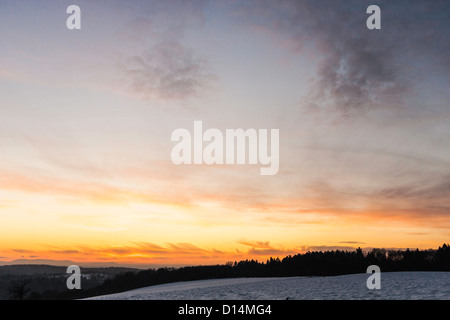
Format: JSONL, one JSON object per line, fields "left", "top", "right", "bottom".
{"left": 12, "top": 249, "right": 33, "bottom": 254}
{"left": 302, "top": 245, "right": 359, "bottom": 252}
{"left": 114, "top": 0, "right": 214, "bottom": 102}
{"left": 51, "top": 250, "right": 80, "bottom": 255}
{"left": 338, "top": 241, "right": 365, "bottom": 245}
{"left": 119, "top": 41, "right": 215, "bottom": 101}
{"left": 248, "top": 248, "right": 297, "bottom": 256}
{"left": 234, "top": 0, "right": 450, "bottom": 116}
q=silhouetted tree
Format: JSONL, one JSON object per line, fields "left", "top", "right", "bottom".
{"left": 8, "top": 279, "right": 31, "bottom": 300}
{"left": 434, "top": 243, "right": 450, "bottom": 270}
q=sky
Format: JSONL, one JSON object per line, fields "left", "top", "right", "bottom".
{"left": 0, "top": 0, "right": 449, "bottom": 267}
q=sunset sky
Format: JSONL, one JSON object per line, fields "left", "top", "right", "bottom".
{"left": 0, "top": 0, "right": 449, "bottom": 267}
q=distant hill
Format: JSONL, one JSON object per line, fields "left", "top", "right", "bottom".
{"left": 0, "top": 264, "right": 141, "bottom": 300}
{"left": 0, "top": 259, "right": 128, "bottom": 268}
{"left": 0, "top": 259, "right": 185, "bottom": 269}
{"left": 0, "top": 264, "right": 139, "bottom": 276}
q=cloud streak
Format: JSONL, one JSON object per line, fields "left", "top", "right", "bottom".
{"left": 2, "top": 241, "right": 301, "bottom": 266}
{"left": 376, "top": 175, "right": 450, "bottom": 201}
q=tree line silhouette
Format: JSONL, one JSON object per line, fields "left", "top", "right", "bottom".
{"left": 27, "top": 243, "right": 450, "bottom": 300}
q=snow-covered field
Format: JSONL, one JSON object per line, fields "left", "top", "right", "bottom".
{"left": 87, "top": 272, "right": 450, "bottom": 300}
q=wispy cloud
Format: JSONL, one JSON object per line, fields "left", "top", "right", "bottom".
{"left": 376, "top": 175, "right": 450, "bottom": 201}
{"left": 119, "top": 41, "right": 215, "bottom": 101}
{"left": 0, "top": 169, "right": 192, "bottom": 207}
{"left": 119, "top": 0, "right": 207, "bottom": 41}
{"left": 238, "top": 240, "right": 272, "bottom": 249}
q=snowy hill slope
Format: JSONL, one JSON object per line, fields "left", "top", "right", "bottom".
{"left": 87, "top": 272, "right": 450, "bottom": 300}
